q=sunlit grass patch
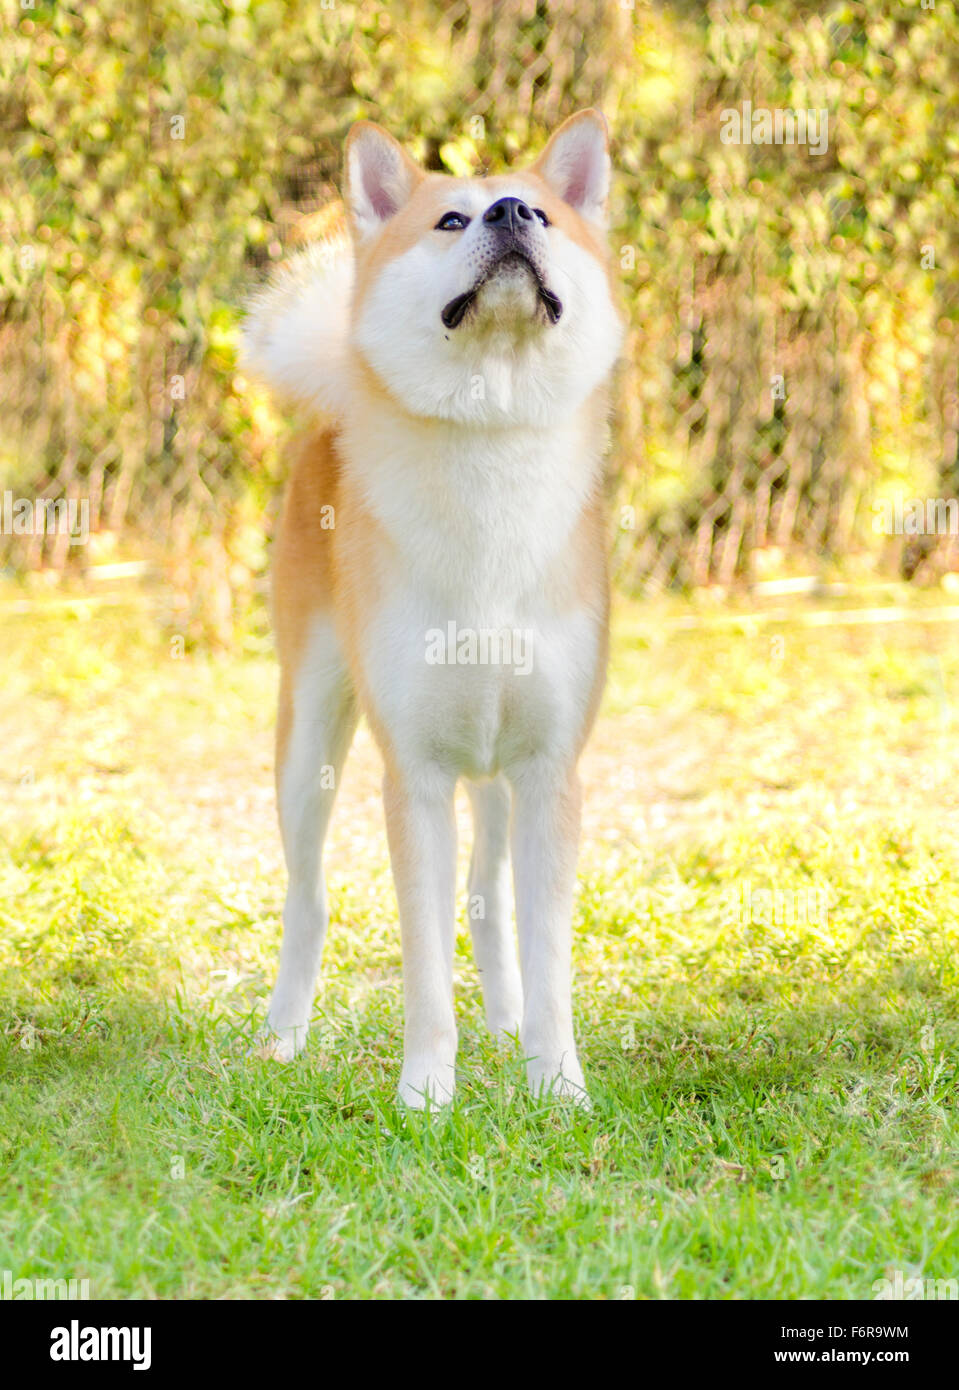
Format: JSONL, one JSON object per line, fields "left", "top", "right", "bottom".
{"left": 1, "top": 593, "right": 958, "bottom": 1297}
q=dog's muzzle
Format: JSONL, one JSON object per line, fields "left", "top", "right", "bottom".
{"left": 441, "top": 199, "right": 563, "bottom": 329}
{"left": 441, "top": 260, "right": 563, "bottom": 328}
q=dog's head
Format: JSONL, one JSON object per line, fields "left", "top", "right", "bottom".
{"left": 344, "top": 111, "right": 624, "bottom": 427}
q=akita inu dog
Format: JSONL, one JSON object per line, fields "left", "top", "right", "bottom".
{"left": 242, "top": 111, "right": 623, "bottom": 1107}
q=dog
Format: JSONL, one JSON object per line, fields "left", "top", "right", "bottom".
{"left": 241, "top": 110, "right": 623, "bottom": 1107}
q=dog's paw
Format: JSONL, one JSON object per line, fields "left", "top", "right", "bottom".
{"left": 487, "top": 1015, "right": 523, "bottom": 1045}
{"left": 526, "top": 1056, "right": 591, "bottom": 1109}
{"left": 253, "top": 1020, "right": 309, "bottom": 1062}
{"left": 397, "top": 1058, "right": 456, "bottom": 1110}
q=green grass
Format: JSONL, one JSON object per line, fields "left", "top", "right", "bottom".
{"left": 1, "top": 588, "right": 958, "bottom": 1298}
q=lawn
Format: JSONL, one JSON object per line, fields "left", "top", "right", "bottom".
{"left": 1, "top": 586, "right": 958, "bottom": 1299}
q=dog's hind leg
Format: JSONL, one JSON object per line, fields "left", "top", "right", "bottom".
{"left": 465, "top": 775, "right": 523, "bottom": 1038}
{"left": 262, "top": 617, "right": 357, "bottom": 1060}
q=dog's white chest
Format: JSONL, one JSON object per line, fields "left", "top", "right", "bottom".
{"left": 343, "top": 408, "right": 604, "bottom": 778}
{"left": 364, "top": 591, "right": 599, "bottom": 779}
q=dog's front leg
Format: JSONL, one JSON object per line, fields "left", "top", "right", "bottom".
{"left": 383, "top": 764, "right": 458, "bottom": 1108}
{"left": 510, "top": 759, "right": 588, "bottom": 1102}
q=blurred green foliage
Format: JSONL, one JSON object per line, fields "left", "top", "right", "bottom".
{"left": 1, "top": 0, "right": 958, "bottom": 634}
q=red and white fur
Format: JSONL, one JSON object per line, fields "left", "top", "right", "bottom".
{"left": 242, "top": 111, "right": 623, "bottom": 1107}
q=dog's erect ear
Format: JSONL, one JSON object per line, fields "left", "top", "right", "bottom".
{"left": 345, "top": 122, "right": 423, "bottom": 241}
{"left": 531, "top": 109, "right": 610, "bottom": 226}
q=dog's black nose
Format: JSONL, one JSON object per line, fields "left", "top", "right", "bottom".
{"left": 483, "top": 196, "right": 534, "bottom": 232}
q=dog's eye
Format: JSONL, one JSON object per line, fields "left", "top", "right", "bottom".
{"left": 533, "top": 208, "right": 550, "bottom": 227}
{"left": 435, "top": 211, "right": 470, "bottom": 231}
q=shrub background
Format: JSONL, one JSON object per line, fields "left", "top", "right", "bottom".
{"left": 2, "top": 0, "right": 957, "bottom": 634}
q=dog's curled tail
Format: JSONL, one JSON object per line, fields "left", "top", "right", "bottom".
{"left": 239, "top": 203, "right": 354, "bottom": 421}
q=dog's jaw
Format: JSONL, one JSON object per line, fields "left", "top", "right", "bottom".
{"left": 441, "top": 250, "right": 564, "bottom": 330}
